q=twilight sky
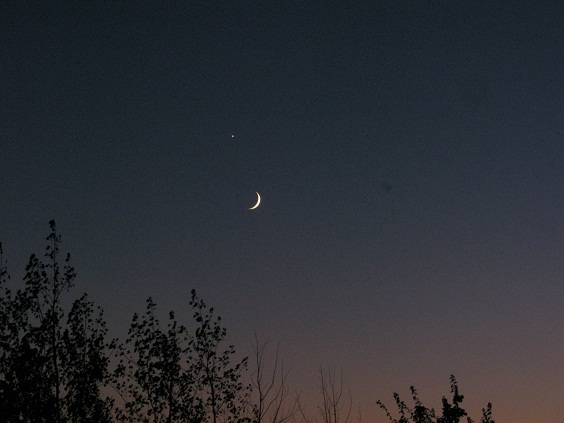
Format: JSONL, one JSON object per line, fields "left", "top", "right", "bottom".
{"left": 1, "top": 2, "right": 563, "bottom": 422}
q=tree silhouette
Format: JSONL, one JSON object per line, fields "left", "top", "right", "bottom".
{"left": 189, "top": 289, "right": 251, "bottom": 423}
{"left": 296, "top": 367, "right": 354, "bottom": 423}
{"left": 249, "top": 336, "right": 297, "bottom": 423}
{"left": 317, "top": 368, "right": 353, "bottom": 423}
{"left": 112, "top": 290, "right": 250, "bottom": 423}
{"left": 62, "top": 294, "right": 114, "bottom": 422}
{"left": 377, "top": 375, "right": 495, "bottom": 423}
{"left": 112, "top": 297, "right": 203, "bottom": 423}
{"left": 0, "top": 240, "right": 20, "bottom": 419}
{"left": 0, "top": 221, "right": 113, "bottom": 422}
{"left": 0, "top": 222, "right": 495, "bottom": 423}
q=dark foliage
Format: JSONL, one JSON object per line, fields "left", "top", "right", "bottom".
{"left": 112, "top": 297, "right": 204, "bottom": 422}
{"left": 0, "top": 221, "right": 113, "bottom": 422}
{"left": 377, "top": 375, "right": 495, "bottom": 423}
{"left": 110, "top": 291, "right": 250, "bottom": 423}
{"left": 0, "top": 222, "right": 494, "bottom": 423}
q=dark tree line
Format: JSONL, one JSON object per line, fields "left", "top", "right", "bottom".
{"left": 0, "top": 222, "right": 494, "bottom": 423}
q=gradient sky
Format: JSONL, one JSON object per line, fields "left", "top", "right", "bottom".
{"left": 1, "top": 2, "right": 563, "bottom": 422}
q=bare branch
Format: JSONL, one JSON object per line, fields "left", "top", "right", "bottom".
{"left": 317, "top": 368, "right": 353, "bottom": 423}
{"left": 251, "top": 335, "right": 299, "bottom": 423}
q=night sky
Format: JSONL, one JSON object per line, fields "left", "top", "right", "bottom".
{"left": 1, "top": 2, "right": 563, "bottom": 422}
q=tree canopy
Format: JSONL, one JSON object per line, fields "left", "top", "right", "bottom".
{"left": 0, "top": 222, "right": 494, "bottom": 423}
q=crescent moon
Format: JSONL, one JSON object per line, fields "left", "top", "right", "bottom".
{"left": 249, "top": 192, "right": 261, "bottom": 210}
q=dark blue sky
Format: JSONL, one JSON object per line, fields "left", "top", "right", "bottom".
{"left": 1, "top": 2, "right": 563, "bottom": 421}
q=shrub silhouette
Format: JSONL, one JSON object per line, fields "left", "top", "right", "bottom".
{"left": 377, "top": 375, "right": 494, "bottom": 423}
